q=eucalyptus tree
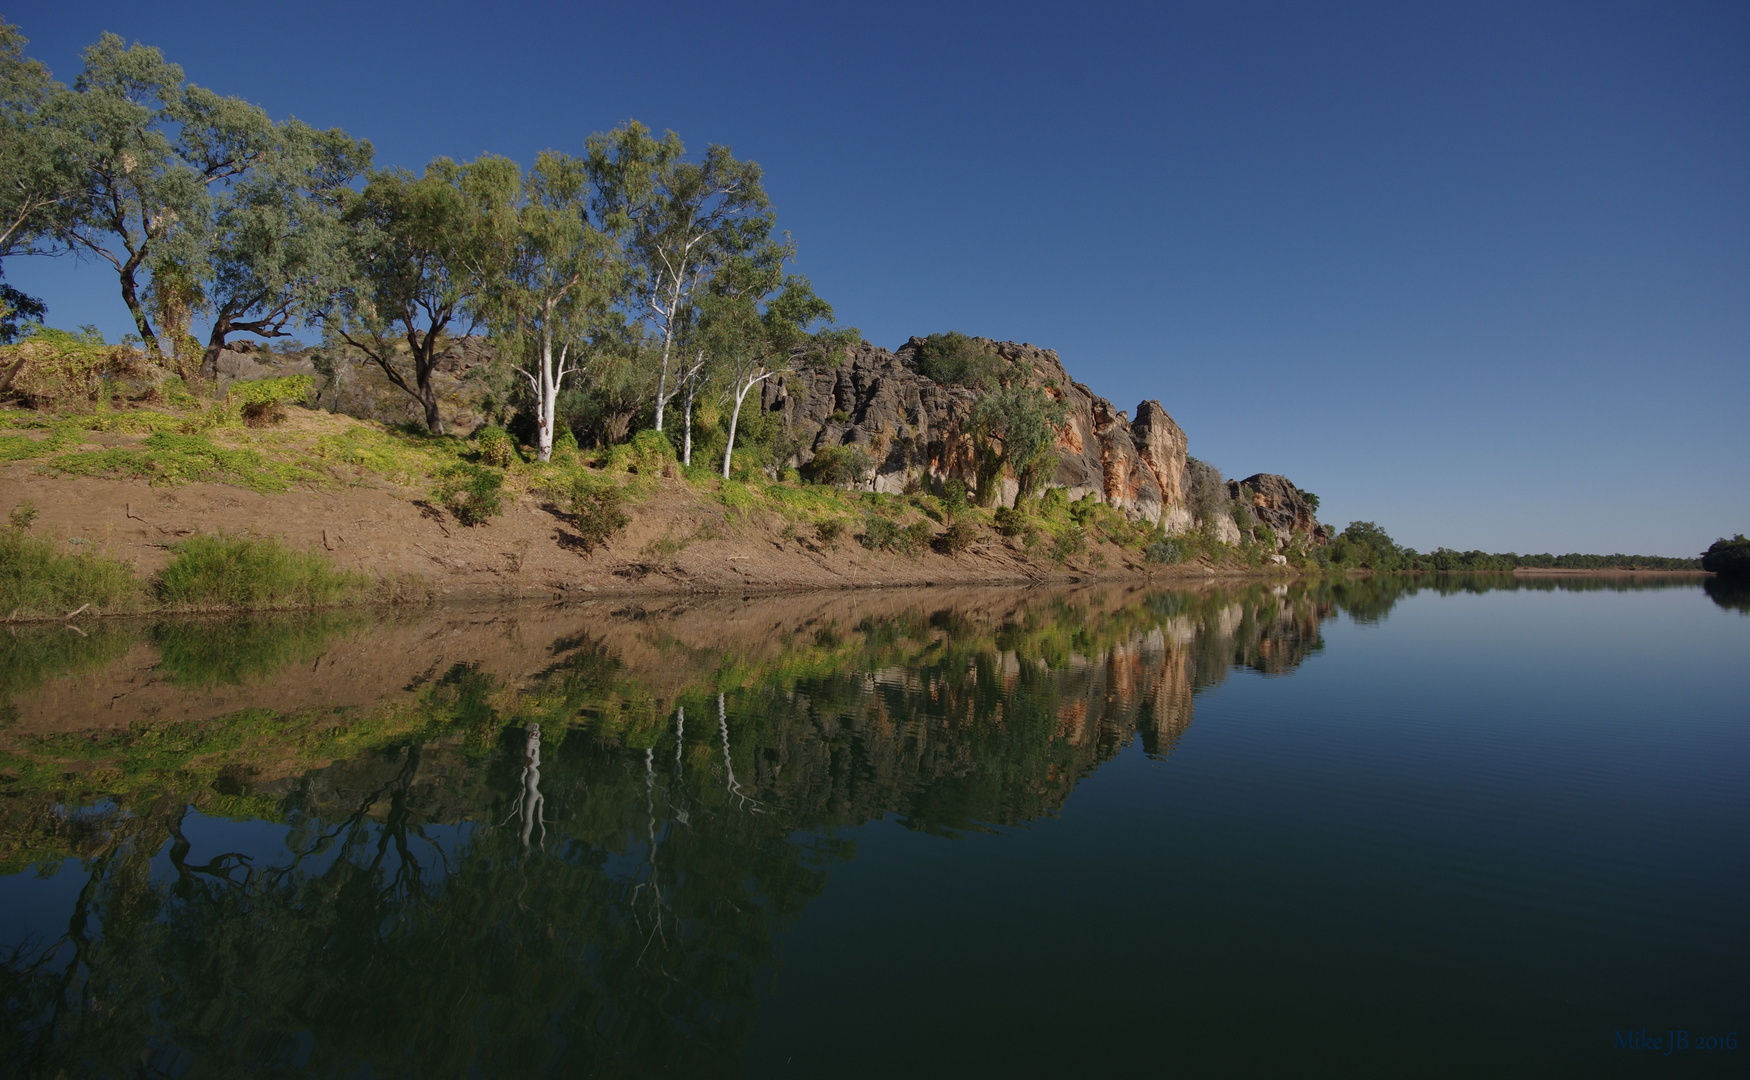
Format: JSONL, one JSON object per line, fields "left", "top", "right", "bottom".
{"left": 699, "top": 240, "right": 851, "bottom": 478}
{"left": 193, "top": 122, "right": 371, "bottom": 377}
{"left": 51, "top": 33, "right": 281, "bottom": 355}
{"left": 585, "top": 121, "right": 770, "bottom": 434}
{"left": 465, "top": 151, "right": 618, "bottom": 461}
{"left": 0, "top": 21, "right": 78, "bottom": 265}
{"left": 969, "top": 383, "right": 1069, "bottom": 505}
{"left": 321, "top": 159, "right": 490, "bottom": 435}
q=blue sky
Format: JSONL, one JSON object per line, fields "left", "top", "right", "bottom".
{"left": 6, "top": 0, "right": 1746, "bottom": 556}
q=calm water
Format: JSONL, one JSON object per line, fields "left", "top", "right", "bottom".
{"left": 1, "top": 576, "right": 1745, "bottom": 1078}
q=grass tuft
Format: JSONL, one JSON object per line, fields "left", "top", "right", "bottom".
{"left": 0, "top": 527, "right": 145, "bottom": 618}
{"left": 155, "top": 533, "right": 364, "bottom": 610}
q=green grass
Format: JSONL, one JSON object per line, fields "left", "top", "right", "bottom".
{"left": 156, "top": 533, "right": 366, "bottom": 611}
{"left": 0, "top": 527, "right": 146, "bottom": 618}
{"left": 45, "top": 430, "right": 328, "bottom": 493}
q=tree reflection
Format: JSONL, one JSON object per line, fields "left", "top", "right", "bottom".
{"left": 2, "top": 584, "right": 1364, "bottom": 1076}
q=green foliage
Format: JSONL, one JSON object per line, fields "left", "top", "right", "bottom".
{"left": 1701, "top": 534, "right": 1750, "bottom": 578}
{"left": 552, "top": 473, "right": 630, "bottom": 551}
{"left": 8, "top": 499, "right": 36, "bottom": 529}
{"left": 1145, "top": 539, "right": 1183, "bottom": 565}
{"left": 914, "top": 331, "right": 1004, "bottom": 390}
{"left": 940, "top": 519, "right": 979, "bottom": 556}
{"left": 1301, "top": 490, "right": 1321, "bottom": 514}
{"left": 814, "top": 519, "right": 845, "bottom": 550}
{"left": 859, "top": 516, "right": 933, "bottom": 557}
{"left": 1050, "top": 525, "right": 1087, "bottom": 564}
{"left": 474, "top": 425, "right": 516, "bottom": 467}
{"left": 993, "top": 505, "right": 1028, "bottom": 537}
{"left": 47, "top": 429, "right": 315, "bottom": 493}
{"left": 802, "top": 444, "right": 871, "bottom": 488}
{"left": 0, "top": 327, "right": 140, "bottom": 406}
{"left": 969, "top": 383, "right": 1068, "bottom": 505}
{"left": 940, "top": 478, "right": 970, "bottom": 519}
{"left": 436, "top": 462, "right": 505, "bottom": 525}
{"left": 0, "top": 525, "right": 144, "bottom": 617}
{"left": 226, "top": 375, "right": 313, "bottom": 411}
{"left": 155, "top": 533, "right": 363, "bottom": 610}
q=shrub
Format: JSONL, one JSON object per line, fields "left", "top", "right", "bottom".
{"left": 557, "top": 475, "right": 630, "bottom": 551}
{"left": 226, "top": 375, "right": 312, "bottom": 427}
{"left": 1050, "top": 525, "right": 1087, "bottom": 564}
{"left": 860, "top": 515, "right": 901, "bottom": 551}
{"left": 1145, "top": 539, "right": 1183, "bottom": 565}
{"left": 993, "top": 505, "right": 1028, "bottom": 536}
{"left": 240, "top": 400, "right": 287, "bottom": 427}
{"left": 0, "top": 526, "right": 144, "bottom": 617}
{"left": 8, "top": 500, "right": 37, "bottom": 530}
{"left": 475, "top": 425, "right": 517, "bottom": 467}
{"left": 940, "top": 478, "right": 970, "bottom": 518}
{"left": 437, "top": 463, "right": 505, "bottom": 526}
{"left": 815, "top": 519, "right": 845, "bottom": 550}
{"left": 898, "top": 521, "right": 934, "bottom": 557}
{"left": 155, "top": 533, "right": 361, "bottom": 610}
{"left": 940, "top": 519, "right": 979, "bottom": 555}
{"left": 914, "top": 331, "right": 1004, "bottom": 390}
{"left": 552, "top": 427, "right": 580, "bottom": 464}
{"left": 803, "top": 444, "right": 872, "bottom": 488}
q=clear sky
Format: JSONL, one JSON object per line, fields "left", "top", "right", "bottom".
{"left": 5, "top": 0, "right": 1746, "bottom": 556}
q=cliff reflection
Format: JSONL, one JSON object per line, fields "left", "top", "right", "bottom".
{"left": 0, "top": 575, "right": 1696, "bottom": 1077}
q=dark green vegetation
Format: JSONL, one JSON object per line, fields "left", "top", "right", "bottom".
{"left": 1701, "top": 534, "right": 1750, "bottom": 578}
{"left": 1318, "top": 520, "right": 1703, "bottom": 574}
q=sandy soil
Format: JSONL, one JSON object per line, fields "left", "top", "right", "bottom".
{"left": 0, "top": 455, "right": 1231, "bottom": 603}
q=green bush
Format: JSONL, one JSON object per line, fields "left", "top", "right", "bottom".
{"left": 0, "top": 527, "right": 144, "bottom": 617}
{"left": 914, "top": 331, "right": 1004, "bottom": 390}
{"left": 860, "top": 515, "right": 901, "bottom": 551}
{"left": 859, "top": 517, "right": 934, "bottom": 557}
{"left": 555, "top": 474, "right": 630, "bottom": 551}
{"left": 802, "top": 444, "right": 872, "bottom": 488}
{"left": 993, "top": 505, "right": 1028, "bottom": 536}
{"left": 475, "top": 425, "right": 517, "bottom": 467}
{"left": 940, "top": 478, "right": 970, "bottom": 518}
{"left": 815, "top": 519, "right": 845, "bottom": 550}
{"left": 1145, "top": 539, "right": 1183, "bottom": 565}
{"left": 156, "top": 533, "right": 362, "bottom": 610}
{"left": 941, "top": 519, "right": 979, "bottom": 555}
{"left": 1050, "top": 525, "right": 1087, "bottom": 564}
{"left": 437, "top": 463, "right": 505, "bottom": 526}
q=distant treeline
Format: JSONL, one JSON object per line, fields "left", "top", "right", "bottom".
{"left": 1317, "top": 521, "right": 1703, "bottom": 574}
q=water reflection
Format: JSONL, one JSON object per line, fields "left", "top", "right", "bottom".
{"left": 0, "top": 573, "right": 1722, "bottom": 1077}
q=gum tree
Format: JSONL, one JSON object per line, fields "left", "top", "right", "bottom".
{"left": 699, "top": 240, "right": 851, "bottom": 478}
{"left": 466, "top": 151, "right": 619, "bottom": 461}
{"left": 585, "top": 121, "right": 769, "bottom": 434}
{"left": 53, "top": 33, "right": 279, "bottom": 355}
{"left": 194, "top": 122, "right": 371, "bottom": 377}
{"left": 0, "top": 19, "right": 79, "bottom": 335}
{"left": 321, "top": 159, "right": 490, "bottom": 435}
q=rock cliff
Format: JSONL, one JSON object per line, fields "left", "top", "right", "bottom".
{"left": 763, "top": 335, "right": 1318, "bottom": 544}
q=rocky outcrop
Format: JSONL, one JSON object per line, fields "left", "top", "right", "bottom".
{"left": 764, "top": 336, "right": 1201, "bottom": 528}
{"left": 1229, "top": 473, "right": 1330, "bottom": 549}
{"left": 764, "top": 335, "right": 1316, "bottom": 542}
